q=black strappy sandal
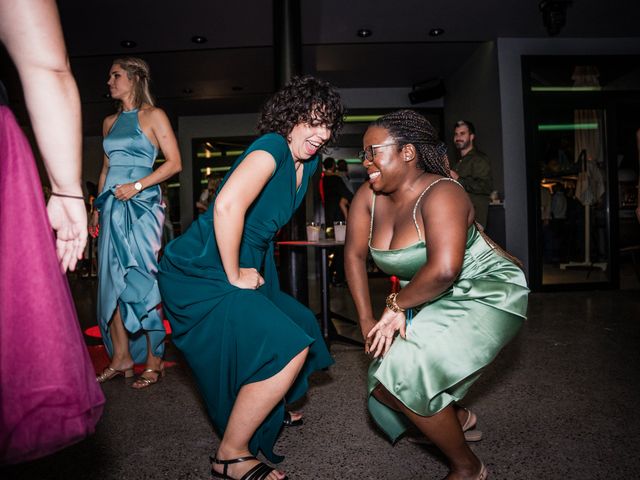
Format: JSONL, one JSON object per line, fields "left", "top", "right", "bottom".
{"left": 210, "top": 455, "right": 283, "bottom": 480}
{"left": 282, "top": 411, "right": 303, "bottom": 427}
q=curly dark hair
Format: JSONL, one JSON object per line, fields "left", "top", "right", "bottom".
{"left": 257, "top": 75, "right": 344, "bottom": 147}
{"left": 371, "top": 109, "right": 450, "bottom": 177}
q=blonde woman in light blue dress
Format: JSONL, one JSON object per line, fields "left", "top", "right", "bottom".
{"left": 91, "top": 57, "right": 181, "bottom": 389}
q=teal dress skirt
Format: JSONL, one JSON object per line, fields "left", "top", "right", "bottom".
{"left": 158, "top": 133, "right": 334, "bottom": 462}
{"left": 367, "top": 178, "right": 529, "bottom": 442}
{"left": 95, "top": 109, "right": 165, "bottom": 363}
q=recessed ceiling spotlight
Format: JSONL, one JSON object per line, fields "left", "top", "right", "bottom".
{"left": 356, "top": 28, "right": 372, "bottom": 38}
{"left": 191, "top": 35, "right": 208, "bottom": 44}
{"left": 182, "top": 88, "right": 193, "bottom": 95}
{"left": 120, "top": 40, "right": 137, "bottom": 48}
{"left": 539, "top": 0, "right": 572, "bottom": 36}
{"left": 429, "top": 28, "right": 445, "bottom": 37}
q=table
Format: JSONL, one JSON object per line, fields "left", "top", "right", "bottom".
{"left": 278, "top": 240, "right": 362, "bottom": 346}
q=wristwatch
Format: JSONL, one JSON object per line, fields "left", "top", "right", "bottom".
{"left": 134, "top": 181, "right": 143, "bottom": 192}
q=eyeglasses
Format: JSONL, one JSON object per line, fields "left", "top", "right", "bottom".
{"left": 358, "top": 143, "right": 399, "bottom": 163}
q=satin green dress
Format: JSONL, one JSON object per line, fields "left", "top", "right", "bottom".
{"left": 158, "top": 133, "right": 334, "bottom": 463}
{"left": 367, "top": 178, "right": 529, "bottom": 442}
{"left": 95, "top": 109, "right": 165, "bottom": 363}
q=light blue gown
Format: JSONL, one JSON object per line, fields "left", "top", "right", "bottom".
{"left": 95, "top": 109, "right": 165, "bottom": 363}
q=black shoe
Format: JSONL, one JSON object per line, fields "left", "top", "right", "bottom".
{"left": 210, "top": 454, "right": 282, "bottom": 479}
{"left": 282, "top": 411, "right": 303, "bottom": 427}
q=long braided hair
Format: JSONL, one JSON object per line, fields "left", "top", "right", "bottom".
{"left": 371, "top": 109, "right": 450, "bottom": 176}
{"left": 372, "top": 110, "right": 524, "bottom": 270}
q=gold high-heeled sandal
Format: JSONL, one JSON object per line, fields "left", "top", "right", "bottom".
{"left": 461, "top": 407, "right": 477, "bottom": 431}
{"left": 407, "top": 407, "right": 483, "bottom": 444}
{"left": 459, "top": 407, "right": 483, "bottom": 441}
{"left": 96, "top": 366, "right": 134, "bottom": 383}
{"left": 131, "top": 364, "right": 165, "bottom": 389}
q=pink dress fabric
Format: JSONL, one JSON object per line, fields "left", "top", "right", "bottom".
{"left": 0, "top": 106, "right": 105, "bottom": 464}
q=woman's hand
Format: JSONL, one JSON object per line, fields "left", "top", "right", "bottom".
{"left": 46, "top": 195, "right": 87, "bottom": 272}
{"left": 88, "top": 210, "right": 99, "bottom": 238}
{"left": 366, "top": 308, "right": 407, "bottom": 358}
{"left": 228, "top": 267, "right": 265, "bottom": 290}
{"left": 359, "top": 316, "right": 377, "bottom": 353}
{"left": 114, "top": 182, "right": 140, "bottom": 201}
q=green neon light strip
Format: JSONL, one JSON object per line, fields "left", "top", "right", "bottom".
{"left": 531, "top": 86, "right": 602, "bottom": 92}
{"left": 343, "top": 114, "right": 383, "bottom": 123}
{"left": 197, "top": 150, "right": 244, "bottom": 158}
{"left": 537, "top": 123, "right": 599, "bottom": 131}
{"left": 200, "top": 166, "right": 232, "bottom": 173}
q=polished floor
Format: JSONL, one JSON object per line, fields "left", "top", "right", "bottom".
{"left": 2, "top": 271, "right": 640, "bottom": 479}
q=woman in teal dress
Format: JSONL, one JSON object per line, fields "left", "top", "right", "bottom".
{"left": 91, "top": 57, "right": 182, "bottom": 389}
{"left": 345, "top": 110, "right": 528, "bottom": 480}
{"left": 159, "top": 76, "right": 342, "bottom": 480}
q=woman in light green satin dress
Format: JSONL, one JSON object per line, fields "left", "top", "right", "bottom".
{"left": 345, "top": 110, "right": 528, "bottom": 480}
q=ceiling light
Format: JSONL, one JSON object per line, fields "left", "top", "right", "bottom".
{"left": 539, "top": 0, "right": 572, "bottom": 36}
{"left": 120, "top": 40, "right": 137, "bottom": 48}
{"left": 429, "top": 28, "right": 445, "bottom": 37}
{"left": 356, "top": 28, "right": 372, "bottom": 38}
{"left": 191, "top": 35, "right": 208, "bottom": 44}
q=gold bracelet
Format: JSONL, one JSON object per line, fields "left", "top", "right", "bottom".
{"left": 385, "top": 292, "right": 405, "bottom": 313}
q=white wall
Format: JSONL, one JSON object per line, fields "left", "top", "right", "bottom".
{"left": 177, "top": 113, "right": 262, "bottom": 230}
{"left": 496, "top": 37, "right": 640, "bottom": 274}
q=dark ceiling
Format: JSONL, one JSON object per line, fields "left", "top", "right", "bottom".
{"left": 2, "top": 0, "right": 639, "bottom": 135}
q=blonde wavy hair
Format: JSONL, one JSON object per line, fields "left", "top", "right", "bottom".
{"left": 112, "top": 57, "right": 155, "bottom": 110}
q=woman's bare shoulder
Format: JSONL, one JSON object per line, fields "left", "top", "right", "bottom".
{"left": 140, "top": 105, "right": 166, "bottom": 118}
{"left": 351, "top": 181, "right": 375, "bottom": 208}
{"left": 420, "top": 177, "right": 472, "bottom": 221}
{"left": 102, "top": 113, "right": 118, "bottom": 134}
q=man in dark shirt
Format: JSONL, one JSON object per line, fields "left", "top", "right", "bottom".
{"left": 336, "top": 158, "right": 354, "bottom": 194}
{"left": 450, "top": 120, "right": 493, "bottom": 226}
{"left": 321, "top": 157, "right": 352, "bottom": 285}
{"left": 322, "top": 157, "right": 352, "bottom": 226}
